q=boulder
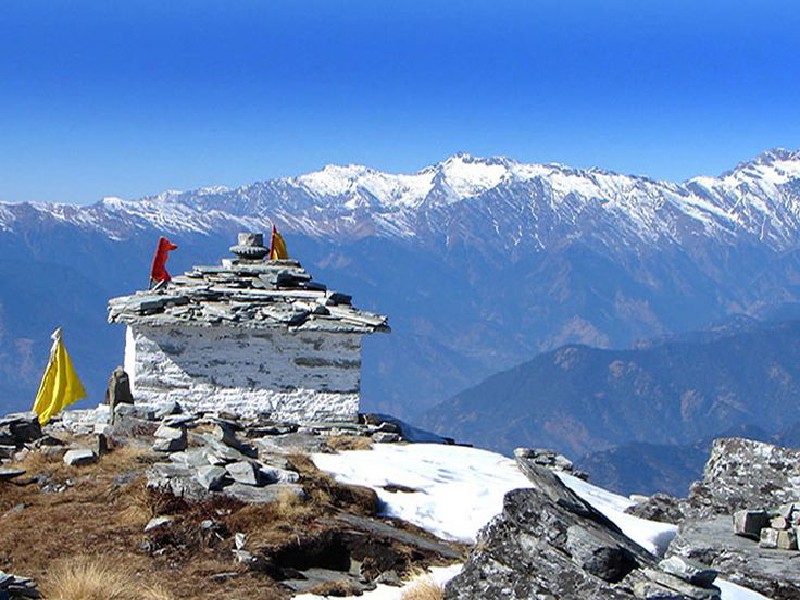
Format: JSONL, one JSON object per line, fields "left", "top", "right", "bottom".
{"left": 658, "top": 556, "right": 717, "bottom": 588}
{"left": 105, "top": 366, "right": 134, "bottom": 412}
{"left": 63, "top": 449, "right": 98, "bottom": 466}
{"left": 258, "top": 464, "right": 300, "bottom": 484}
{"left": 733, "top": 510, "right": 769, "bottom": 540}
{"left": 776, "top": 529, "right": 797, "bottom": 550}
{"left": 211, "top": 422, "right": 242, "bottom": 449}
{"left": 111, "top": 404, "right": 157, "bottom": 438}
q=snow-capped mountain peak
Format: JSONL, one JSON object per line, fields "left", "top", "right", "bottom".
{"left": 3, "top": 148, "right": 800, "bottom": 252}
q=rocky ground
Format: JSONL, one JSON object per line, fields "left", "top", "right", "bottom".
{"left": 437, "top": 438, "right": 800, "bottom": 599}
{"left": 664, "top": 438, "right": 800, "bottom": 600}
{"left": 0, "top": 406, "right": 463, "bottom": 599}
{"left": 3, "top": 400, "right": 798, "bottom": 600}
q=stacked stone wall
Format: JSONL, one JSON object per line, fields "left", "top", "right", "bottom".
{"left": 125, "top": 325, "right": 362, "bottom": 422}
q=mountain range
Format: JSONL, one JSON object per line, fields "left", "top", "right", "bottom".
{"left": 420, "top": 316, "right": 800, "bottom": 495}
{"left": 2, "top": 148, "right": 800, "bottom": 427}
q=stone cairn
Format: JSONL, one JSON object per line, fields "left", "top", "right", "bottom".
{"left": 735, "top": 504, "right": 800, "bottom": 551}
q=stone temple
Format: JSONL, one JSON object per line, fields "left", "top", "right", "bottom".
{"left": 107, "top": 233, "right": 389, "bottom": 422}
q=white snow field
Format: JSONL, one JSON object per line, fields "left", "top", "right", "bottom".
{"left": 304, "top": 443, "right": 767, "bottom": 600}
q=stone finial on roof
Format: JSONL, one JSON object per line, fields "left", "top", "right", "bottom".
{"left": 229, "top": 233, "right": 269, "bottom": 261}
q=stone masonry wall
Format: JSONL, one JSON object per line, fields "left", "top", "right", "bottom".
{"left": 125, "top": 325, "right": 362, "bottom": 422}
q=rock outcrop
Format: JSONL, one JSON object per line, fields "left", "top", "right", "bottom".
{"left": 664, "top": 437, "right": 800, "bottom": 599}
{"left": 686, "top": 438, "right": 800, "bottom": 518}
{"left": 445, "top": 462, "right": 720, "bottom": 599}
{"left": 668, "top": 516, "right": 800, "bottom": 599}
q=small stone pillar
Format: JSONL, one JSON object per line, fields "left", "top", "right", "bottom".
{"left": 105, "top": 366, "right": 133, "bottom": 423}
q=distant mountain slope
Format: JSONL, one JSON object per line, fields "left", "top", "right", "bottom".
{"left": 419, "top": 319, "right": 800, "bottom": 460}
{"left": 3, "top": 149, "right": 800, "bottom": 417}
{"left": 576, "top": 423, "right": 773, "bottom": 497}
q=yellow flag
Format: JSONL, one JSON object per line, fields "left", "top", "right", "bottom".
{"left": 32, "top": 328, "right": 87, "bottom": 425}
{"left": 270, "top": 225, "right": 289, "bottom": 260}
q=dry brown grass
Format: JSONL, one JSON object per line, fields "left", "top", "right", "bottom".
{"left": 0, "top": 442, "right": 289, "bottom": 599}
{"left": 42, "top": 556, "right": 176, "bottom": 600}
{"left": 114, "top": 478, "right": 170, "bottom": 527}
{"left": 289, "top": 453, "right": 378, "bottom": 516}
{"left": 324, "top": 434, "right": 373, "bottom": 452}
{"left": 227, "top": 487, "right": 319, "bottom": 548}
{"left": 307, "top": 579, "right": 364, "bottom": 596}
{"left": 1, "top": 435, "right": 455, "bottom": 600}
{"left": 401, "top": 576, "right": 444, "bottom": 600}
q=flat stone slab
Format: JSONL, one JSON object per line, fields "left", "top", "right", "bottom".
{"left": 226, "top": 461, "right": 261, "bottom": 486}
{"left": 0, "top": 469, "right": 26, "bottom": 481}
{"left": 145, "top": 516, "right": 176, "bottom": 532}
{"left": 196, "top": 465, "right": 229, "bottom": 491}
{"left": 280, "top": 568, "right": 366, "bottom": 594}
{"left": 63, "top": 449, "right": 98, "bottom": 466}
{"left": 324, "top": 511, "right": 463, "bottom": 561}
{"left": 222, "top": 482, "right": 305, "bottom": 504}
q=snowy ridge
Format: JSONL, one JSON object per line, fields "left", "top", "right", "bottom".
{"left": 2, "top": 149, "right": 800, "bottom": 251}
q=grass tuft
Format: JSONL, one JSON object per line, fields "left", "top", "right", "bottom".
{"left": 43, "top": 556, "right": 176, "bottom": 600}
{"left": 401, "top": 577, "right": 444, "bottom": 600}
{"left": 324, "top": 435, "right": 373, "bottom": 452}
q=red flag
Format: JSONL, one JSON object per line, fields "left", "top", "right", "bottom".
{"left": 150, "top": 237, "right": 178, "bottom": 285}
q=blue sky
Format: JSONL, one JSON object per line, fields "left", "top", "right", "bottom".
{"left": 1, "top": 1, "right": 799, "bottom": 203}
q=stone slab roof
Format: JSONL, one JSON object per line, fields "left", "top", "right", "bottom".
{"left": 108, "top": 257, "right": 389, "bottom": 335}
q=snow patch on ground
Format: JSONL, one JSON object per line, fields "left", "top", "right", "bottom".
{"left": 311, "top": 443, "right": 768, "bottom": 600}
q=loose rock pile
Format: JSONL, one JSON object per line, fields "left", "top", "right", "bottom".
{"left": 146, "top": 415, "right": 306, "bottom": 504}
{"left": 0, "top": 412, "right": 66, "bottom": 469}
{"left": 734, "top": 504, "right": 800, "bottom": 550}
{"left": 70, "top": 402, "right": 429, "bottom": 504}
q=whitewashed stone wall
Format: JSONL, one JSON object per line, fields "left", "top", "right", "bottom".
{"left": 124, "top": 325, "right": 363, "bottom": 422}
